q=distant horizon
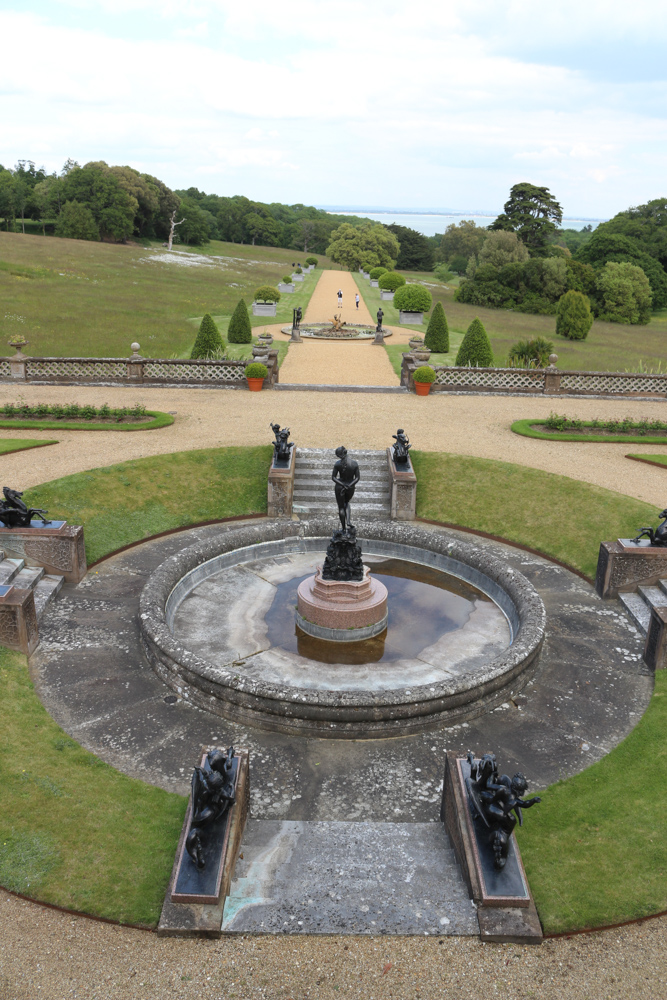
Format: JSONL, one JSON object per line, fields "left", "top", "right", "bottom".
{"left": 318, "top": 206, "right": 607, "bottom": 223}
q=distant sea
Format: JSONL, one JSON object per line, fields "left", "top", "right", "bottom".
{"left": 320, "top": 209, "right": 604, "bottom": 238}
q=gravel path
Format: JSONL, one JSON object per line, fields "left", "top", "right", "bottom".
{"left": 0, "top": 384, "right": 666, "bottom": 505}
{"left": 279, "top": 270, "right": 398, "bottom": 386}
{"left": 1, "top": 891, "right": 665, "bottom": 999}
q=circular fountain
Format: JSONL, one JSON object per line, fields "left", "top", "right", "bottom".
{"left": 139, "top": 518, "right": 546, "bottom": 738}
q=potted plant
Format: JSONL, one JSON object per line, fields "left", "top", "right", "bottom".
{"left": 413, "top": 365, "right": 436, "bottom": 396}
{"left": 279, "top": 274, "right": 295, "bottom": 293}
{"left": 292, "top": 267, "right": 305, "bottom": 282}
{"left": 413, "top": 346, "right": 432, "bottom": 363}
{"left": 408, "top": 335, "right": 424, "bottom": 351}
{"left": 369, "top": 266, "right": 388, "bottom": 288}
{"left": 245, "top": 361, "right": 268, "bottom": 391}
{"left": 305, "top": 256, "right": 318, "bottom": 269}
{"left": 394, "top": 284, "right": 433, "bottom": 324}
{"left": 252, "top": 285, "right": 281, "bottom": 317}
{"left": 378, "top": 271, "right": 406, "bottom": 301}
{"left": 257, "top": 330, "right": 274, "bottom": 347}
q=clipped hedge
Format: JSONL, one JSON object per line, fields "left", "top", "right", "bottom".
{"left": 455, "top": 317, "right": 493, "bottom": 367}
{"left": 424, "top": 302, "right": 449, "bottom": 352}
{"left": 190, "top": 313, "right": 224, "bottom": 359}
{"left": 305, "top": 256, "right": 318, "bottom": 267}
{"left": 228, "top": 299, "right": 252, "bottom": 344}
{"left": 393, "top": 284, "right": 432, "bottom": 313}
{"left": 254, "top": 285, "right": 281, "bottom": 303}
{"left": 369, "top": 266, "right": 388, "bottom": 280}
{"left": 378, "top": 271, "right": 406, "bottom": 292}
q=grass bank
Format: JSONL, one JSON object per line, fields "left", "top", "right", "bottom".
{"left": 0, "top": 438, "right": 58, "bottom": 455}
{"left": 512, "top": 417, "right": 667, "bottom": 446}
{"left": 1, "top": 447, "right": 664, "bottom": 931}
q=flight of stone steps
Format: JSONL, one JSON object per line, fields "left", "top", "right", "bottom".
{"left": 619, "top": 581, "right": 667, "bottom": 636}
{"left": 292, "top": 448, "right": 391, "bottom": 519}
{"left": 0, "top": 552, "right": 64, "bottom": 619}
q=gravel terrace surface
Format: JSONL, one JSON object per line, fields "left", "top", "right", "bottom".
{"left": 0, "top": 385, "right": 666, "bottom": 505}
{"left": 1, "top": 891, "right": 665, "bottom": 999}
{"left": 278, "top": 270, "right": 398, "bottom": 386}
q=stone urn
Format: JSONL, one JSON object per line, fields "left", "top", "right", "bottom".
{"left": 251, "top": 345, "right": 270, "bottom": 363}
{"left": 413, "top": 347, "right": 431, "bottom": 363}
{"left": 258, "top": 333, "right": 274, "bottom": 348}
{"left": 408, "top": 337, "right": 424, "bottom": 352}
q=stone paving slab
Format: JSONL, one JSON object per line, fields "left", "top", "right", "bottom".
{"left": 221, "top": 820, "right": 478, "bottom": 936}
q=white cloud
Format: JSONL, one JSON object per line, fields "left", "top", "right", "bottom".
{"left": 1, "top": 5, "right": 666, "bottom": 215}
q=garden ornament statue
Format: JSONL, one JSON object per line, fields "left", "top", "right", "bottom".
{"left": 323, "top": 446, "right": 363, "bottom": 582}
{"left": 633, "top": 508, "right": 667, "bottom": 546}
{"left": 376, "top": 307, "right": 384, "bottom": 332}
{"left": 0, "top": 487, "right": 50, "bottom": 529}
{"left": 270, "top": 422, "right": 294, "bottom": 464}
{"left": 185, "top": 746, "right": 236, "bottom": 871}
{"left": 392, "top": 429, "right": 411, "bottom": 465}
{"left": 465, "top": 751, "right": 541, "bottom": 870}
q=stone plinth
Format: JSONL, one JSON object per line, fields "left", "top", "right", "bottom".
{"left": 441, "top": 753, "right": 542, "bottom": 944}
{"left": 0, "top": 586, "right": 39, "bottom": 655}
{"left": 595, "top": 539, "right": 667, "bottom": 598}
{"left": 267, "top": 447, "right": 296, "bottom": 517}
{"left": 386, "top": 447, "right": 417, "bottom": 520}
{"left": 296, "top": 565, "right": 388, "bottom": 641}
{"left": 644, "top": 605, "right": 667, "bottom": 669}
{"left": 0, "top": 521, "right": 86, "bottom": 583}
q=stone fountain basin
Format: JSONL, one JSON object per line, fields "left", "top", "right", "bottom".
{"left": 280, "top": 324, "right": 392, "bottom": 340}
{"left": 139, "top": 519, "right": 546, "bottom": 738}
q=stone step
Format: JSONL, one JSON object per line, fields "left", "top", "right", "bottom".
{"left": 293, "top": 487, "right": 391, "bottom": 499}
{"left": 221, "top": 819, "right": 477, "bottom": 936}
{"left": 12, "top": 566, "right": 45, "bottom": 590}
{"left": 32, "top": 575, "right": 64, "bottom": 619}
{"left": 656, "top": 579, "right": 667, "bottom": 599}
{"left": 619, "top": 592, "right": 651, "bottom": 634}
{"left": 638, "top": 584, "right": 667, "bottom": 608}
{"left": 0, "top": 557, "right": 25, "bottom": 585}
{"left": 293, "top": 505, "right": 391, "bottom": 518}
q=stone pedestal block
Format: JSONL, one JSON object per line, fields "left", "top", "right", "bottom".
{"left": 252, "top": 302, "right": 277, "bottom": 317}
{"left": 0, "top": 587, "right": 39, "bottom": 655}
{"left": 158, "top": 748, "right": 249, "bottom": 938}
{"left": 267, "top": 447, "right": 296, "bottom": 517}
{"left": 440, "top": 752, "right": 542, "bottom": 944}
{"left": 380, "top": 289, "right": 394, "bottom": 301}
{"left": 644, "top": 605, "right": 667, "bottom": 669}
{"left": 399, "top": 310, "right": 424, "bottom": 324}
{"left": 0, "top": 522, "right": 86, "bottom": 583}
{"left": 296, "top": 566, "right": 388, "bottom": 640}
{"left": 595, "top": 539, "right": 667, "bottom": 598}
{"left": 386, "top": 447, "right": 417, "bottom": 520}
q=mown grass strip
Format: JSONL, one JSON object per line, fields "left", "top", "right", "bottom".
{"left": 512, "top": 418, "right": 667, "bottom": 445}
{"left": 0, "top": 411, "right": 174, "bottom": 432}
{"left": 627, "top": 454, "right": 667, "bottom": 470}
{"left": 0, "top": 438, "right": 58, "bottom": 455}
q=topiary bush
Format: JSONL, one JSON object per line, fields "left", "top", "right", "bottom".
{"left": 507, "top": 337, "right": 554, "bottom": 368}
{"left": 190, "top": 313, "right": 224, "bottom": 359}
{"left": 294, "top": 267, "right": 302, "bottom": 274}
{"left": 245, "top": 362, "right": 268, "bottom": 379}
{"left": 369, "top": 266, "right": 388, "bottom": 280}
{"left": 254, "top": 285, "right": 281, "bottom": 303}
{"left": 228, "top": 299, "right": 252, "bottom": 344}
{"left": 424, "top": 302, "right": 449, "bottom": 353}
{"left": 393, "top": 284, "right": 432, "bottom": 313}
{"left": 378, "top": 271, "right": 407, "bottom": 292}
{"left": 455, "top": 317, "right": 493, "bottom": 367}
{"left": 556, "top": 289, "right": 594, "bottom": 340}
{"left": 413, "top": 365, "right": 436, "bottom": 383}
{"left": 282, "top": 275, "right": 293, "bottom": 285}
{"left": 305, "top": 256, "right": 318, "bottom": 267}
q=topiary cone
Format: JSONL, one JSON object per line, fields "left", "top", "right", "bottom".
{"left": 190, "top": 313, "right": 223, "bottom": 359}
{"left": 424, "top": 302, "right": 449, "bottom": 353}
{"left": 228, "top": 299, "right": 252, "bottom": 344}
{"left": 455, "top": 317, "right": 493, "bottom": 367}
{"left": 556, "top": 290, "right": 593, "bottom": 341}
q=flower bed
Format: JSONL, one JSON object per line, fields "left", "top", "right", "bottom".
{"left": 0, "top": 402, "right": 173, "bottom": 431}
{"left": 512, "top": 415, "right": 667, "bottom": 444}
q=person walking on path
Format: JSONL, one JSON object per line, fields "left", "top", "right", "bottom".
{"left": 355, "top": 292, "right": 360, "bottom": 310}
{"left": 337, "top": 288, "right": 343, "bottom": 309}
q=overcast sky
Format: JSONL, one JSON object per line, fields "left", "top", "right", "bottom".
{"left": 1, "top": 1, "right": 665, "bottom": 218}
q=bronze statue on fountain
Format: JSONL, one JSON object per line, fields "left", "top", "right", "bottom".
{"left": 323, "top": 446, "right": 363, "bottom": 582}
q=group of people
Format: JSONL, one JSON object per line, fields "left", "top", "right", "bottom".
{"left": 336, "top": 289, "right": 360, "bottom": 310}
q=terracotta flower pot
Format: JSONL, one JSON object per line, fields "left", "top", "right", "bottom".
{"left": 246, "top": 377, "right": 264, "bottom": 392}
{"left": 414, "top": 381, "right": 431, "bottom": 396}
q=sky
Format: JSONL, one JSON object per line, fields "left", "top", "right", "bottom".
{"left": 1, "top": 1, "right": 666, "bottom": 219}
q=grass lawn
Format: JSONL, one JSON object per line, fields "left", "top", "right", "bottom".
{"left": 0, "top": 446, "right": 664, "bottom": 931}
{"left": 0, "top": 232, "right": 327, "bottom": 359}
{"left": 627, "top": 454, "right": 667, "bottom": 469}
{"left": 0, "top": 438, "right": 58, "bottom": 455}
{"left": 0, "top": 412, "right": 173, "bottom": 433}
{"left": 379, "top": 269, "right": 667, "bottom": 373}
{"left": 511, "top": 418, "right": 667, "bottom": 446}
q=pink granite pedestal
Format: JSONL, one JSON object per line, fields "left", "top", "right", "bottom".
{"left": 296, "top": 566, "right": 388, "bottom": 642}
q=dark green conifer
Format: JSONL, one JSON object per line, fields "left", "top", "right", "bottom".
{"left": 227, "top": 299, "right": 252, "bottom": 344}
{"left": 424, "top": 302, "right": 449, "bottom": 353}
{"left": 190, "top": 313, "right": 223, "bottom": 358}
{"left": 455, "top": 317, "right": 493, "bottom": 367}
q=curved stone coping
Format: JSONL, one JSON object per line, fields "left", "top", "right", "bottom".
{"left": 139, "top": 519, "right": 546, "bottom": 736}
{"left": 279, "top": 324, "right": 392, "bottom": 340}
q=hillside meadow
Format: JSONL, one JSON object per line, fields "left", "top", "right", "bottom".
{"left": 0, "top": 232, "right": 342, "bottom": 359}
